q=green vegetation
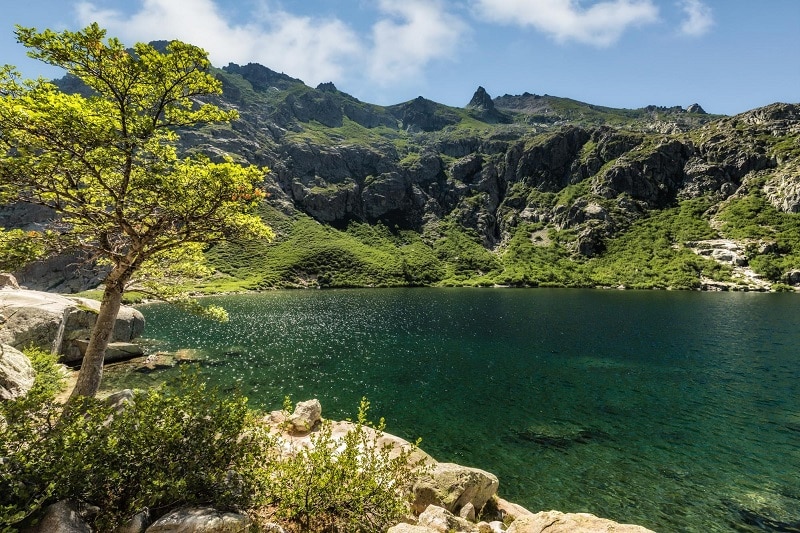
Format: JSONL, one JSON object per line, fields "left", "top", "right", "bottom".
{"left": 0, "top": 228, "right": 45, "bottom": 272}
{"left": 0, "top": 25, "right": 272, "bottom": 398}
{"left": 496, "top": 224, "right": 587, "bottom": 288}
{"left": 716, "top": 182, "right": 800, "bottom": 281}
{"left": 0, "top": 353, "right": 422, "bottom": 532}
{"left": 1, "top": 358, "right": 271, "bottom": 531}
{"left": 269, "top": 398, "right": 425, "bottom": 531}
{"left": 588, "top": 199, "right": 731, "bottom": 289}
{"left": 195, "top": 193, "right": 799, "bottom": 292}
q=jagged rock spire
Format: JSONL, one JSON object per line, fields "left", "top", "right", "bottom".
{"left": 467, "top": 86, "right": 495, "bottom": 111}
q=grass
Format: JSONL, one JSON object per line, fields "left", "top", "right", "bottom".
{"left": 586, "top": 198, "right": 731, "bottom": 289}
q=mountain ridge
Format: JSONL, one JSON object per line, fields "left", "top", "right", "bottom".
{"left": 13, "top": 60, "right": 800, "bottom": 293}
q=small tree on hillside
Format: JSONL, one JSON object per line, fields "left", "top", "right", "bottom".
{"left": 0, "top": 24, "right": 273, "bottom": 399}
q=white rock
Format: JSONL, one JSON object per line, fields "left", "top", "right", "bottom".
{"left": 459, "top": 501, "right": 476, "bottom": 521}
{"left": 412, "top": 462, "right": 499, "bottom": 515}
{"left": 387, "top": 524, "right": 440, "bottom": 533}
{"left": 0, "top": 289, "right": 144, "bottom": 361}
{"left": 145, "top": 506, "right": 252, "bottom": 532}
{"left": 0, "top": 344, "right": 35, "bottom": 400}
{"left": 287, "top": 398, "right": 322, "bottom": 433}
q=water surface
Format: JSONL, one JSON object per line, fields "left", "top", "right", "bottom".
{"left": 105, "top": 289, "right": 800, "bottom": 532}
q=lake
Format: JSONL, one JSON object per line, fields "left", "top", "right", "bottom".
{"left": 104, "top": 288, "right": 800, "bottom": 532}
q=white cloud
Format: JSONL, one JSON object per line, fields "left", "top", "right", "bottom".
{"left": 73, "top": 0, "right": 467, "bottom": 90}
{"left": 678, "top": 0, "right": 713, "bottom": 36}
{"left": 75, "top": 0, "right": 363, "bottom": 85}
{"left": 369, "top": 0, "right": 467, "bottom": 84}
{"left": 472, "top": 0, "right": 659, "bottom": 47}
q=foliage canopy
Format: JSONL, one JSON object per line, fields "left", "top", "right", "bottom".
{"left": 0, "top": 24, "right": 273, "bottom": 397}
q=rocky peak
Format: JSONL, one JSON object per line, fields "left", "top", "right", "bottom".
{"left": 687, "top": 103, "right": 707, "bottom": 114}
{"left": 388, "top": 97, "right": 460, "bottom": 132}
{"left": 467, "top": 86, "right": 495, "bottom": 111}
{"left": 466, "top": 86, "right": 510, "bottom": 124}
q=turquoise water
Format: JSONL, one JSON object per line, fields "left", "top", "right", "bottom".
{"left": 106, "top": 289, "right": 800, "bottom": 532}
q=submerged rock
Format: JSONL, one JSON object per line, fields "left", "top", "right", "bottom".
{"left": 514, "top": 420, "right": 606, "bottom": 449}
{"left": 725, "top": 489, "right": 800, "bottom": 532}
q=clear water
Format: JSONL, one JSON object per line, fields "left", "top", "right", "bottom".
{"left": 104, "top": 289, "right": 800, "bottom": 532}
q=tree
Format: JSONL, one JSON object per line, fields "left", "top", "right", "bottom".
{"left": 0, "top": 24, "right": 273, "bottom": 399}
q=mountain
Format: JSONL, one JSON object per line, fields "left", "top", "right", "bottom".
{"left": 11, "top": 62, "right": 800, "bottom": 292}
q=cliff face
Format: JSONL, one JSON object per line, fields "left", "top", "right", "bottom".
{"left": 200, "top": 66, "right": 796, "bottom": 252}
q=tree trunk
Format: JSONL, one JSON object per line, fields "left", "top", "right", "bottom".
{"left": 68, "top": 265, "right": 130, "bottom": 399}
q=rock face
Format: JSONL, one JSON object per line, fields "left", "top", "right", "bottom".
{"left": 0, "top": 289, "right": 144, "bottom": 363}
{"left": 412, "top": 462, "right": 499, "bottom": 515}
{"left": 765, "top": 171, "right": 800, "bottom": 213}
{"left": 466, "top": 87, "right": 509, "bottom": 124}
{"left": 0, "top": 344, "right": 35, "bottom": 400}
{"left": 687, "top": 103, "right": 706, "bottom": 114}
{"left": 145, "top": 506, "right": 252, "bottom": 532}
{"left": 505, "top": 511, "right": 655, "bottom": 533}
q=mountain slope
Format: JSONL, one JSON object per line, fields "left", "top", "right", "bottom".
{"left": 10, "top": 62, "right": 800, "bottom": 292}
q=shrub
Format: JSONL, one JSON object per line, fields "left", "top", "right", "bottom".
{"left": 0, "top": 368, "right": 275, "bottom": 531}
{"left": 0, "top": 347, "right": 65, "bottom": 530}
{"left": 266, "top": 398, "right": 426, "bottom": 532}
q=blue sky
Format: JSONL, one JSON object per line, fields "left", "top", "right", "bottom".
{"left": 2, "top": 1, "right": 798, "bottom": 115}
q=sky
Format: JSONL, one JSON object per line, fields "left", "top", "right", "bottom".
{"left": 1, "top": 1, "right": 798, "bottom": 116}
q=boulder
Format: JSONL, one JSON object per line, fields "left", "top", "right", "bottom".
{"left": 0, "top": 289, "right": 144, "bottom": 361}
{"left": 0, "top": 344, "right": 35, "bottom": 400}
{"left": 114, "top": 508, "right": 152, "bottom": 533}
{"left": 459, "top": 502, "right": 476, "bottom": 521}
{"left": 412, "top": 462, "right": 499, "bottom": 515}
{"left": 145, "top": 506, "right": 252, "bottom": 532}
{"left": 25, "top": 500, "right": 93, "bottom": 533}
{"left": 496, "top": 497, "right": 536, "bottom": 520}
{"left": 505, "top": 511, "right": 655, "bottom": 533}
{"left": 417, "top": 505, "right": 478, "bottom": 533}
{"left": 786, "top": 269, "right": 800, "bottom": 286}
{"left": 68, "top": 340, "right": 144, "bottom": 364}
{"left": 105, "top": 389, "right": 135, "bottom": 415}
{"left": 287, "top": 398, "right": 322, "bottom": 433}
{"left": 0, "top": 273, "right": 20, "bottom": 289}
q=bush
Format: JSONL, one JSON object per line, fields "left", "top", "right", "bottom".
{"left": 0, "top": 347, "right": 65, "bottom": 530}
{"left": 1, "top": 368, "right": 274, "bottom": 531}
{"left": 267, "top": 398, "right": 426, "bottom": 532}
